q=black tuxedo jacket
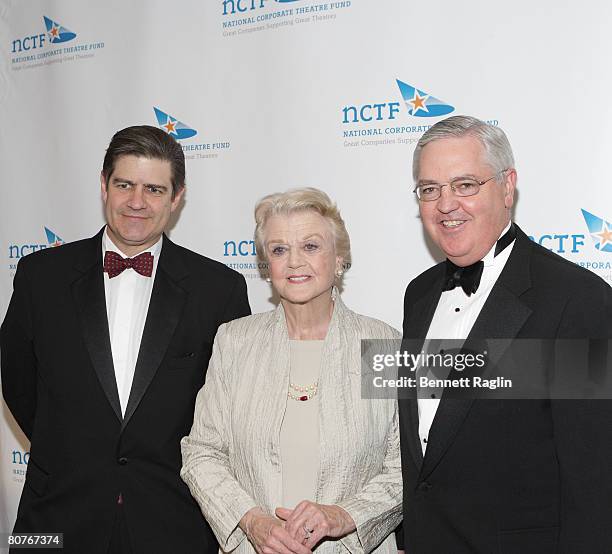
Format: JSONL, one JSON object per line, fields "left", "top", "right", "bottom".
{"left": 399, "top": 225, "right": 612, "bottom": 554}
{"left": 1, "top": 230, "right": 251, "bottom": 554}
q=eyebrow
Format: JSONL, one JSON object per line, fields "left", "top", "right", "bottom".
{"left": 417, "top": 174, "right": 480, "bottom": 184}
{"left": 266, "top": 234, "right": 326, "bottom": 245}
{"left": 111, "top": 177, "right": 168, "bottom": 190}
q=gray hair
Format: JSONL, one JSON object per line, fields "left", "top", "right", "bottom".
{"left": 254, "top": 187, "right": 350, "bottom": 263}
{"left": 412, "top": 115, "right": 515, "bottom": 183}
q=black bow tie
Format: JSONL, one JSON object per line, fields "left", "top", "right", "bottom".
{"left": 442, "top": 223, "right": 516, "bottom": 297}
{"left": 443, "top": 260, "right": 484, "bottom": 296}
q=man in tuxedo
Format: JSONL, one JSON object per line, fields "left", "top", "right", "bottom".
{"left": 399, "top": 115, "right": 612, "bottom": 553}
{"left": 1, "top": 125, "right": 250, "bottom": 553}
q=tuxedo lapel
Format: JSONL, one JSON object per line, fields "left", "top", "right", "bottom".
{"left": 399, "top": 392, "right": 424, "bottom": 468}
{"left": 72, "top": 231, "right": 122, "bottom": 422}
{"left": 401, "top": 268, "right": 445, "bottom": 470}
{"left": 122, "top": 236, "right": 188, "bottom": 428}
{"left": 419, "top": 227, "right": 534, "bottom": 479}
{"left": 403, "top": 282, "right": 443, "bottom": 340}
{"left": 469, "top": 228, "right": 533, "bottom": 342}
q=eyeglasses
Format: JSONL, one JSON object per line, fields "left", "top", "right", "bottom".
{"left": 413, "top": 169, "right": 508, "bottom": 201}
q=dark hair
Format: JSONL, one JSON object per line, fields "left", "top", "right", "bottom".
{"left": 101, "top": 125, "right": 185, "bottom": 197}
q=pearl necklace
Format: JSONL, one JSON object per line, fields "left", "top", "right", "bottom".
{"left": 287, "top": 381, "right": 319, "bottom": 401}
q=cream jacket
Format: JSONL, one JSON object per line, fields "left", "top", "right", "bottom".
{"left": 181, "top": 295, "right": 402, "bottom": 553}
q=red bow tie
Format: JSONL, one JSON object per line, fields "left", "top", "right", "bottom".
{"left": 103, "top": 250, "right": 154, "bottom": 278}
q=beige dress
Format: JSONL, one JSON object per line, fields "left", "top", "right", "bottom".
{"left": 280, "top": 340, "right": 323, "bottom": 509}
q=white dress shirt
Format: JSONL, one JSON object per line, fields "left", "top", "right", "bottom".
{"left": 418, "top": 223, "right": 514, "bottom": 454}
{"left": 103, "top": 228, "right": 162, "bottom": 415}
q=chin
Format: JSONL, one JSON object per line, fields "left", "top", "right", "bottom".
{"left": 439, "top": 243, "right": 470, "bottom": 260}
{"left": 442, "top": 236, "right": 471, "bottom": 251}
{"left": 119, "top": 229, "right": 151, "bottom": 242}
{"left": 444, "top": 248, "right": 470, "bottom": 258}
{"left": 283, "top": 293, "right": 315, "bottom": 305}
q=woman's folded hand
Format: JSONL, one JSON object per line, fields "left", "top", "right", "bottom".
{"left": 276, "top": 501, "right": 356, "bottom": 550}
{"left": 240, "top": 507, "right": 312, "bottom": 554}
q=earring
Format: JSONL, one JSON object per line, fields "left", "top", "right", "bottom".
{"left": 335, "top": 269, "right": 344, "bottom": 278}
{"left": 265, "top": 276, "right": 271, "bottom": 283}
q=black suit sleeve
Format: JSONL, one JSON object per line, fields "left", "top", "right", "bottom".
{"left": 552, "top": 279, "right": 612, "bottom": 552}
{"left": 220, "top": 273, "right": 251, "bottom": 324}
{"left": 1, "top": 260, "right": 37, "bottom": 439}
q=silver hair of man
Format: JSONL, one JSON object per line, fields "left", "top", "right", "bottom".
{"left": 412, "top": 115, "right": 516, "bottom": 183}
{"left": 254, "top": 187, "right": 351, "bottom": 263}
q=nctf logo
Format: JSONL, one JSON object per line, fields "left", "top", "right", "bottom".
{"left": 528, "top": 210, "right": 612, "bottom": 256}
{"left": 8, "top": 227, "right": 64, "bottom": 260}
{"left": 44, "top": 16, "right": 76, "bottom": 44}
{"left": 396, "top": 80, "right": 455, "bottom": 118}
{"left": 154, "top": 107, "right": 198, "bottom": 140}
{"left": 153, "top": 107, "right": 230, "bottom": 158}
{"left": 342, "top": 80, "right": 454, "bottom": 124}
{"left": 582, "top": 209, "right": 612, "bottom": 253}
{"left": 11, "top": 16, "right": 76, "bottom": 53}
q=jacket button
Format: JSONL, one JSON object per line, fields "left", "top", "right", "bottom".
{"left": 117, "top": 457, "right": 128, "bottom": 465}
{"left": 417, "top": 481, "right": 432, "bottom": 492}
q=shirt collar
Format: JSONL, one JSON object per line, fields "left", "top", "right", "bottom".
{"left": 482, "top": 221, "right": 512, "bottom": 268}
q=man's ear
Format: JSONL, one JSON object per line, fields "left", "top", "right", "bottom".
{"left": 503, "top": 168, "right": 517, "bottom": 209}
{"left": 170, "top": 186, "right": 185, "bottom": 212}
{"left": 100, "top": 172, "right": 108, "bottom": 202}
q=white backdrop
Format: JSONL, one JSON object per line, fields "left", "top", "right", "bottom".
{"left": 1, "top": 0, "right": 611, "bottom": 534}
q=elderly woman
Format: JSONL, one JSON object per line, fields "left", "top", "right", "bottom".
{"left": 181, "top": 188, "right": 402, "bottom": 553}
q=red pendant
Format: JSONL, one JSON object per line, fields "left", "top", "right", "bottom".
{"left": 299, "top": 395, "right": 308, "bottom": 401}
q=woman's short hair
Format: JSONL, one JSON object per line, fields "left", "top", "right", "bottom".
{"left": 254, "top": 187, "right": 351, "bottom": 263}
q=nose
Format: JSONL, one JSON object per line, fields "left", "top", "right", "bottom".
{"left": 435, "top": 184, "right": 460, "bottom": 214}
{"left": 287, "top": 246, "right": 304, "bottom": 269}
{"left": 127, "top": 185, "right": 146, "bottom": 210}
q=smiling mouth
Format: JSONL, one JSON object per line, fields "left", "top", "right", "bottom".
{"left": 287, "top": 275, "right": 311, "bottom": 283}
{"left": 441, "top": 220, "right": 466, "bottom": 228}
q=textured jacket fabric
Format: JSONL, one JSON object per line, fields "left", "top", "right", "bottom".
{"left": 181, "top": 295, "right": 403, "bottom": 553}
